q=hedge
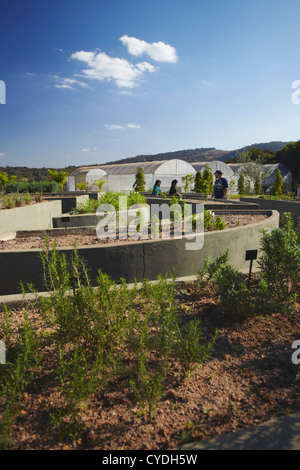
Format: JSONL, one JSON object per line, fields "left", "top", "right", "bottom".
{"left": 4, "top": 181, "right": 60, "bottom": 194}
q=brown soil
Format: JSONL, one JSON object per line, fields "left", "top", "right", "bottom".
{"left": 1, "top": 281, "right": 299, "bottom": 450}
{"left": 0, "top": 213, "right": 267, "bottom": 250}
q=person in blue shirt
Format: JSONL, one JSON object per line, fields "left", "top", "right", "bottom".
{"left": 152, "top": 180, "right": 163, "bottom": 196}
{"left": 211, "top": 170, "right": 228, "bottom": 199}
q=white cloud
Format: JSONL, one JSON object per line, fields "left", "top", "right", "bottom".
{"left": 81, "top": 147, "right": 98, "bottom": 152}
{"left": 120, "top": 35, "right": 178, "bottom": 63}
{"left": 54, "top": 76, "right": 89, "bottom": 90}
{"left": 0, "top": 153, "right": 5, "bottom": 157}
{"left": 55, "top": 84, "right": 73, "bottom": 89}
{"left": 62, "top": 36, "right": 176, "bottom": 91}
{"left": 70, "top": 50, "right": 156, "bottom": 89}
{"left": 106, "top": 123, "right": 141, "bottom": 130}
{"left": 127, "top": 123, "right": 141, "bottom": 129}
{"left": 106, "top": 124, "right": 126, "bottom": 130}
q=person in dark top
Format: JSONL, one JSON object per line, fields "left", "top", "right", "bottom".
{"left": 211, "top": 171, "right": 228, "bottom": 199}
{"left": 169, "top": 179, "right": 181, "bottom": 198}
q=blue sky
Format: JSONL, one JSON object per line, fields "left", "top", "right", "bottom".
{"left": 1, "top": 0, "right": 300, "bottom": 168}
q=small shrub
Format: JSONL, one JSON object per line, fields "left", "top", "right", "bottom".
{"left": 175, "top": 319, "right": 218, "bottom": 379}
{"left": 133, "top": 167, "right": 146, "bottom": 193}
{"left": 0, "top": 313, "right": 39, "bottom": 449}
{"left": 52, "top": 342, "right": 104, "bottom": 439}
{"left": 258, "top": 212, "right": 300, "bottom": 306}
{"left": 196, "top": 250, "right": 251, "bottom": 314}
{"left": 4, "top": 181, "right": 59, "bottom": 194}
{"left": 71, "top": 190, "right": 147, "bottom": 214}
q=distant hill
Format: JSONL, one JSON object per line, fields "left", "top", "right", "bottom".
{"left": 104, "top": 148, "right": 232, "bottom": 164}
{"left": 104, "top": 141, "right": 291, "bottom": 165}
{"left": 223, "top": 141, "right": 291, "bottom": 162}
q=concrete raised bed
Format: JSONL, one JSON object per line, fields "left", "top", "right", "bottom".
{"left": 53, "top": 204, "right": 150, "bottom": 229}
{"left": 240, "top": 197, "right": 300, "bottom": 225}
{"left": 146, "top": 197, "right": 260, "bottom": 215}
{"left": 52, "top": 199, "right": 259, "bottom": 228}
{"left": 0, "top": 210, "right": 279, "bottom": 296}
{"left": 0, "top": 200, "right": 62, "bottom": 238}
{"left": 44, "top": 194, "right": 90, "bottom": 214}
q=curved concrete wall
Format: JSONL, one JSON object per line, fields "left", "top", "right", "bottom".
{"left": 240, "top": 197, "right": 300, "bottom": 224}
{"left": 0, "top": 200, "right": 62, "bottom": 238}
{"left": 0, "top": 210, "right": 279, "bottom": 296}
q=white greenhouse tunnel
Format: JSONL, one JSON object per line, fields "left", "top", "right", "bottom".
{"left": 67, "top": 159, "right": 293, "bottom": 195}
{"left": 67, "top": 159, "right": 197, "bottom": 193}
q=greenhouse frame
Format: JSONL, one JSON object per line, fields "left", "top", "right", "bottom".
{"left": 67, "top": 158, "right": 293, "bottom": 195}
{"left": 67, "top": 159, "right": 197, "bottom": 193}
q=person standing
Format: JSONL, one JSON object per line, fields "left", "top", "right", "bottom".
{"left": 211, "top": 171, "right": 228, "bottom": 199}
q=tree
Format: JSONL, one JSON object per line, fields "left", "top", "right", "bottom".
{"left": 0, "top": 172, "right": 16, "bottom": 192}
{"left": 47, "top": 170, "right": 69, "bottom": 191}
{"left": 272, "top": 169, "right": 284, "bottom": 196}
{"left": 93, "top": 179, "right": 105, "bottom": 192}
{"left": 194, "top": 170, "right": 204, "bottom": 193}
{"left": 237, "top": 174, "right": 246, "bottom": 196}
{"left": 226, "top": 147, "right": 276, "bottom": 164}
{"left": 77, "top": 182, "right": 89, "bottom": 191}
{"left": 240, "top": 161, "right": 264, "bottom": 194}
{"left": 202, "top": 164, "right": 214, "bottom": 194}
{"left": 182, "top": 173, "right": 195, "bottom": 193}
{"left": 254, "top": 176, "right": 262, "bottom": 195}
{"left": 133, "top": 167, "right": 146, "bottom": 193}
{"left": 274, "top": 141, "right": 300, "bottom": 180}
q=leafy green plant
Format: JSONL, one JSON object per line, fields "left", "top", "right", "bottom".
{"left": 196, "top": 250, "right": 250, "bottom": 314}
{"left": 52, "top": 343, "right": 104, "bottom": 439}
{"left": 0, "top": 173, "right": 16, "bottom": 193}
{"left": 3, "top": 194, "right": 16, "bottom": 209}
{"left": 48, "top": 170, "right": 69, "bottom": 191}
{"left": 258, "top": 212, "right": 300, "bottom": 306}
{"left": 202, "top": 164, "right": 214, "bottom": 195}
{"left": 93, "top": 179, "right": 105, "bottom": 192}
{"left": 254, "top": 176, "right": 262, "bottom": 195}
{"left": 213, "top": 215, "right": 226, "bottom": 230}
{"left": 213, "top": 264, "right": 250, "bottom": 314}
{"left": 71, "top": 190, "right": 147, "bottom": 214}
{"left": 34, "top": 192, "right": 43, "bottom": 203}
{"left": 77, "top": 182, "right": 89, "bottom": 191}
{"left": 182, "top": 174, "right": 195, "bottom": 193}
{"left": 175, "top": 319, "right": 218, "bottom": 379}
{"left": 202, "top": 210, "right": 226, "bottom": 231}
{"left": 4, "top": 181, "right": 59, "bottom": 194}
{"left": 0, "top": 313, "right": 39, "bottom": 449}
{"left": 133, "top": 167, "right": 146, "bottom": 193}
{"left": 23, "top": 191, "right": 31, "bottom": 205}
{"left": 237, "top": 174, "right": 246, "bottom": 196}
{"left": 128, "top": 273, "right": 178, "bottom": 418}
{"left": 194, "top": 170, "right": 204, "bottom": 193}
{"left": 129, "top": 345, "right": 167, "bottom": 419}
{"left": 150, "top": 213, "right": 160, "bottom": 239}
{"left": 272, "top": 169, "right": 284, "bottom": 196}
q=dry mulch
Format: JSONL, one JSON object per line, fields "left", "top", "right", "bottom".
{"left": 0, "top": 214, "right": 267, "bottom": 250}
{"left": 1, "top": 281, "right": 299, "bottom": 450}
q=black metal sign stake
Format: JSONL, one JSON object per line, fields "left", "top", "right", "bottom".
{"left": 245, "top": 249, "right": 258, "bottom": 286}
{"left": 61, "top": 216, "right": 70, "bottom": 235}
